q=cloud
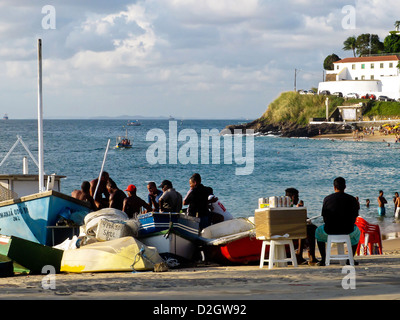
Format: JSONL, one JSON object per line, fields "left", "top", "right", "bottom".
{"left": 0, "top": 0, "right": 399, "bottom": 119}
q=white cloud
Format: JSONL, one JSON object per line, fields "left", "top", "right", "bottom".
{"left": 0, "top": 0, "right": 399, "bottom": 119}
{"left": 165, "top": 0, "right": 260, "bottom": 22}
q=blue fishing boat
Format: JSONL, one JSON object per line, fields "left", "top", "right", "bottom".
{"left": 0, "top": 190, "right": 91, "bottom": 246}
{"left": 137, "top": 212, "right": 200, "bottom": 239}
{"left": 137, "top": 213, "right": 200, "bottom": 262}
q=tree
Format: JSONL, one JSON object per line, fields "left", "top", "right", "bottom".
{"left": 395, "top": 21, "right": 400, "bottom": 32}
{"left": 355, "top": 34, "right": 384, "bottom": 56}
{"left": 343, "top": 36, "right": 357, "bottom": 57}
{"left": 384, "top": 34, "right": 400, "bottom": 53}
{"left": 323, "top": 54, "right": 341, "bottom": 70}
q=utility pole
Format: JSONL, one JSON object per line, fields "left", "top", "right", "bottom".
{"left": 294, "top": 69, "right": 299, "bottom": 92}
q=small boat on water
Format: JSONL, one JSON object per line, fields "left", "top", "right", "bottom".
{"left": 127, "top": 120, "right": 141, "bottom": 126}
{"left": 3, "top": 114, "right": 8, "bottom": 120}
{"left": 115, "top": 127, "right": 132, "bottom": 149}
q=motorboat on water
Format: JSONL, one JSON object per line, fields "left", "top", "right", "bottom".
{"left": 115, "top": 127, "right": 132, "bottom": 149}
{"left": 127, "top": 120, "right": 141, "bottom": 126}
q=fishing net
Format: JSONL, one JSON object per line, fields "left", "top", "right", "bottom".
{"left": 0, "top": 184, "right": 18, "bottom": 201}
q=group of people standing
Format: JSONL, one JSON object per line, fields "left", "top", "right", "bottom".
{"left": 71, "top": 172, "right": 233, "bottom": 230}
{"left": 364, "top": 190, "right": 400, "bottom": 219}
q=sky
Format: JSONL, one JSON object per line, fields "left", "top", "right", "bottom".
{"left": 0, "top": 0, "right": 398, "bottom": 119}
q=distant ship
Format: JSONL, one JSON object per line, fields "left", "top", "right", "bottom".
{"left": 127, "top": 120, "right": 141, "bottom": 126}
{"left": 169, "top": 115, "right": 175, "bottom": 121}
{"left": 3, "top": 114, "right": 8, "bottom": 120}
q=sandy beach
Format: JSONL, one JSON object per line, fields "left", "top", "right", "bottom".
{"left": 311, "top": 132, "right": 397, "bottom": 143}
{"left": 1, "top": 237, "right": 399, "bottom": 302}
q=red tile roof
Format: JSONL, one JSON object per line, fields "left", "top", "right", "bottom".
{"left": 335, "top": 55, "right": 400, "bottom": 64}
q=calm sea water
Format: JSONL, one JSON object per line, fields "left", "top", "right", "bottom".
{"left": 1, "top": 119, "right": 400, "bottom": 237}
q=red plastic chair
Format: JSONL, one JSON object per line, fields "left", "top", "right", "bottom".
{"left": 355, "top": 216, "right": 383, "bottom": 255}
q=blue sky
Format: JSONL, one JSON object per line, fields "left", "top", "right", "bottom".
{"left": 0, "top": 0, "right": 398, "bottom": 119}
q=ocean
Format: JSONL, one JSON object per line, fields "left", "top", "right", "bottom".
{"left": 1, "top": 119, "right": 399, "bottom": 237}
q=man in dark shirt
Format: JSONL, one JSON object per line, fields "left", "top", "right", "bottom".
{"left": 183, "top": 173, "right": 213, "bottom": 229}
{"left": 123, "top": 184, "right": 152, "bottom": 219}
{"left": 315, "top": 177, "right": 360, "bottom": 266}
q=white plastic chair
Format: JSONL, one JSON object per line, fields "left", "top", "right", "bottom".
{"left": 325, "top": 234, "right": 354, "bottom": 266}
{"left": 258, "top": 237, "right": 298, "bottom": 269}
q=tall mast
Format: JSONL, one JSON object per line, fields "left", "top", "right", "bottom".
{"left": 37, "top": 39, "right": 44, "bottom": 192}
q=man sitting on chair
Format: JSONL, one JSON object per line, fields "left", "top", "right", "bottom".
{"left": 315, "top": 177, "right": 360, "bottom": 266}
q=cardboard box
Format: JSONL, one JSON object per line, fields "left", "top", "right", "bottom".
{"left": 255, "top": 207, "right": 307, "bottom": 240}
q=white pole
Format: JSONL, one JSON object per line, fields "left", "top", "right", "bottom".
{"left": 93, "top": 139, "right": 111, "bottom": 201}
{"left": 37, "top": 39, "right": 44, "bottom": 192}
{"left": 23, "top": 157, "right": 28, "bottom": 174}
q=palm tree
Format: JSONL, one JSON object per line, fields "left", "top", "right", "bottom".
{"left": 343, "top": 36, "right": 357, "bottom": 57}
{"left": 395, "top": 21, "right": 400, "bottom": 32}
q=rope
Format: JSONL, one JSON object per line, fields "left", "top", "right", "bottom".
{"left": 131, "top": 246, "right": 155, "bottom": 272}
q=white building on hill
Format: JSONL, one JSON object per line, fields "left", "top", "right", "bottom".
{"left": 318, "top": 55, "right": 400, "bottom": 99}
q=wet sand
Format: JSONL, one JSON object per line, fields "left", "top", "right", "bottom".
{"left": 311, "top": 132, "right": 397, "bottom": 143}
{"left": 1, "top": 237, "right": 400, "bottom": 301}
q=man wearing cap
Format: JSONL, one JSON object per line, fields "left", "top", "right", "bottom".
{"left": 158, "top": 180, "right": 183, "bottom": 213}
{"left": 122, "top": 184, "right": 152, "bottom": 219}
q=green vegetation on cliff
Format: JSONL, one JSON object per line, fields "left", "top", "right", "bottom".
{"left": 259, "top": 92, "right": 400, "bottom": 126}
{"left": 363, "top": 101, "right": 400, "bottom": 118}
{"left": 259, "top": 92, "right": 343, "bottom": 126}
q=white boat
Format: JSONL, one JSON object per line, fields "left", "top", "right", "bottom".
{"left": 61, "top": 237, "right": 164, "bottom": 273}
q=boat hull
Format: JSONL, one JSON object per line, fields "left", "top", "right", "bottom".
{"left": 0, "top": 235, "right": 63, "bottom": 274}
{"left": 137, "top": 213, "right": 200, "bottom": 262}
{"left": 60, "top": 237, "right": 163, "bottom": 273}
{"left": 140, "top": 231, "right": 197, "bottom": 262}
{"left": 0, "top": 191, "right": 91, "bottom": 246}
{"left": 138, "top": 212, "right": 200, "bottom": 239}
